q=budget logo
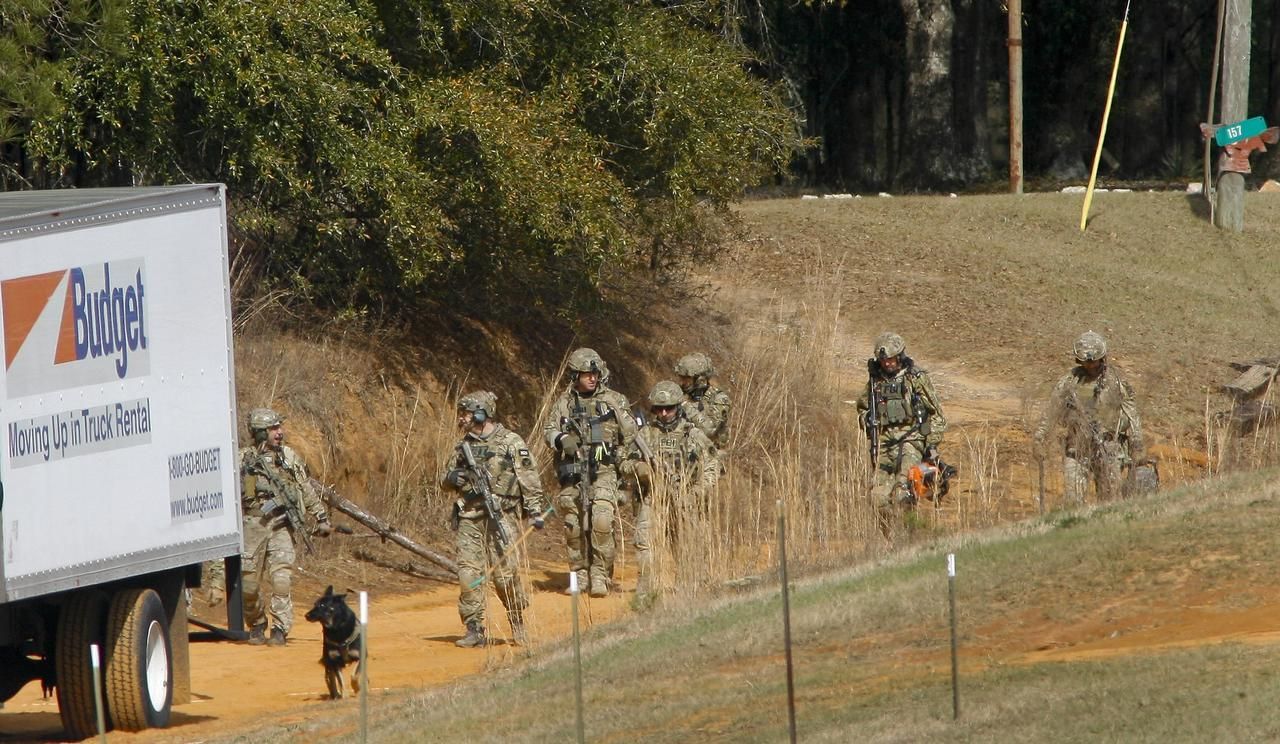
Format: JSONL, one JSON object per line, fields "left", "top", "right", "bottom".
{"left": 2, "top": 260, "right": 150, "bottom": 398}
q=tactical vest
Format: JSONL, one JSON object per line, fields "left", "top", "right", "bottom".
{"left": 872, "top": 374, "right": 919, "bottom": 428}
{"left": 239, "top": 446, "right": 305, "bottom": 512}
{"left": 690, "top": 386, "right": 729, "bottom": 445}
{"left": 647, "top": 425, "right": 699, "bottom": 484}
{"left": 567, "top": 393, "right": 624, "bottom": 463}
{"left": 457, "top": 440, "right": 521, "bottom": 499}
{"left": 1069, "top": 371, "right": 1129, "bottom": 439}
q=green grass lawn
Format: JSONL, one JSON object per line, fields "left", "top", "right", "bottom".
{"left": 223, "top": 467, "right": 1280, "bottom": 742}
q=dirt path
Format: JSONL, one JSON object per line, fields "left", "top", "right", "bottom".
{"left": 0, "top": 564, "right": 630, "bottom": 742}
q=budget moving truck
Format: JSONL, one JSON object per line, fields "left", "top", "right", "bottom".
{"left": 0, "top": 185, "right": 242, "bottom": 737}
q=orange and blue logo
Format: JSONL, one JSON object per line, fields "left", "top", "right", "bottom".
{"left": 2, "top": 260, "right": 149, "bottom": 398}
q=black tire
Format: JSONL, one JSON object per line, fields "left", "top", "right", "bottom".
{"left": 105, "top": 588, "right": 172, "bottom": 731}
{"left": 55, "top": 590, "right": 109, "bottom": 740}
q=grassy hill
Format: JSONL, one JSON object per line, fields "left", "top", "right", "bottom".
{"left": 215, "top": 192, "right": 1280, "bottom": 742}
{"left": 227, "top": 469, "right": 1280, "bottom": 743}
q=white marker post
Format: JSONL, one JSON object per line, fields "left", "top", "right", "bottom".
{"left": 90, "top": 643, "right": 107, "bottom": 743}
{"left": 947, "top": 553, "right": 959, "bottom": 720}
{"left": 359, "top": 591, "right": 369, "bottom": 744}
{"left": 571, "top": 571, "right": 585, "bottom": 744}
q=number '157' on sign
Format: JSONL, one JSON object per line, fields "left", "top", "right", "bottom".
{"left": 1215, "top": 116, "right": 1267, "bottom": 147}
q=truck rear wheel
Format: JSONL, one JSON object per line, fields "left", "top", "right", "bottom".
{"left": 55, "top": 590, "right": 109, "bottom": 740}
{"left": 105, "top": 588, "right": 172, "bottom": 731}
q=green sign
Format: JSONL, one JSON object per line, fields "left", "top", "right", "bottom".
{"left": 1215, "top": 116, "right": 1267, "bottom": 147}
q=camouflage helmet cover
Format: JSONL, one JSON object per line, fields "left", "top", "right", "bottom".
{"left": 567, "top": 347, "right": 605, "bottom": 374}
{"left": 1073, "top": 331, "right": 1108, "bottom": 362}
{"left": 247, "top": 407, "right": 283, "bottom": 433}
{"left": 873, "top": 332, "right": 906, "bottom": 359}
{"left": 673, "top": 353, "right": 714, "bottom": 379}
{"left": 648, "top": 380, "right": 685, "bottom": 408}
{"left": 458, "top": 390, "right": 498, "bottom": 418}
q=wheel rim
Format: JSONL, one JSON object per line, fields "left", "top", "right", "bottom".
{"left": 144, "top": 620, "right": 170, "bottom": 712}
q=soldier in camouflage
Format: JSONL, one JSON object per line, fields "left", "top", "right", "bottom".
{"left": 674, "top": 353, "right": 731, "bottom": 449}
{"left": 441, "top": 391, "right": 547, "bottom": 648}
{"left": 620, "top": 381, "right": 719, "bottom": 604}
{"left": 1034, "top": 331, "right": 1145, "bottom": 506}
{"left": 856, "top": 333, "right": 947, "bottom": 529}
{"left": 239, "top": 408, "right": 332, "bottom": 646}
{"left": 544, "top": 348, "right": 638, "bottom": 598}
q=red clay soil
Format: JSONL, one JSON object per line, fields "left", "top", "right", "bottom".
{"left": 0, "top": 563, "right": 630, "bottom": 742}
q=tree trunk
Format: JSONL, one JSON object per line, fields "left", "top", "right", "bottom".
{"left": 1216, "top": 0, "right": 1251, "bottom": 232}
{"left": 951, "top": 0, "right": 990, "bottom": 180}
{"left": 897, "top": 0, "right": 985, "bottom": 188}
{"left": 1265, "top": 1, "right": 1280, "bottom": 177}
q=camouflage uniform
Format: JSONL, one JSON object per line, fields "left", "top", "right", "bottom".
{"left": 675, "top": 353, "right": 732, "bottom": 449}
{"left": 239, "top": 424, "right": 329, "bottom": 642}
{"left": 442, "top": 414, "right": 545, "bottom": 646}
{"left": 856, "top": 334, "right": 947, "bottom": 514}
{"left": 544, "top": 349, "right": 638, "bottom": 597}
{"left": 1035, "top": 332, "right": 1144, "bottom": 506}
{"left": 620, "top": 381, "right": 720, "bottom": 601}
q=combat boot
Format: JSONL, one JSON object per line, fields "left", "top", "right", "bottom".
{"left": 589, "top": 574, "right": 609, "bottom": 598}
{"left": 455, "top": 621, "right": 487, "bottom": 648}
{"left": 266, "top": 627, "right": 287, "bottom": 647}
{"left": 246, "top": 623, "right": 267, "bottom": 646}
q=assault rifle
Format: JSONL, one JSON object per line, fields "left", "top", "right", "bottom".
{"left": 561, "top": 401, "right": 615, "bottom": 577}
{"left": 865, "top": 359, "right": 881, "bottom": 463}
{"left": 460, "top": 441, "right": 513, "bottom": 555}
{"left": 247, "top": 452, "right": 316, "bottom": 554}
{"left": 630, "top": 409, "right": 657, "bottom": 469}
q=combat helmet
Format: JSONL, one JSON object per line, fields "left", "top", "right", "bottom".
{"left": 648, "top": 380, "right": 685, "bottom": 408}
{"left": 458, "top": 391, "right": 498, "bottom": 422}
{"left": 567, "top": 347, "right": 606, "bottom": 375}
{"left": 1073, "top": 331, "right": 1108, "bottom": 362}
{"left": 673, "top": 353, "right": 714, "bottom": 380}
{"left": 872, "top": 332, "right": 906, "bottom": 360}
{"left": 246, "top": 407, "right": 283, "bottom": 441}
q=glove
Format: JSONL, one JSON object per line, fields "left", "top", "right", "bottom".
{"left": 632, "top": 461, "right": 654, "bottom": 492}
{"left": 558, "top": 432, "right": 581, "bottom": 454}
{"left": 445, "top": 468, "right": 470, "bottom": 488}
{"left": 314, "top": 520, "right": 333, "bottom": 537}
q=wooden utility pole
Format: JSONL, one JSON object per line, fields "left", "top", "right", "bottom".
{"left": 1216, "top": 0, "right": 1252, "bottom": 232}
{"left": 1008, "top": 0, "right": 1024, "bottom": 194}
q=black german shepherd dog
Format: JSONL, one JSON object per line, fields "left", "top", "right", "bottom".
{"left": 304, "top": 586, "right": 364, "bottom": 699}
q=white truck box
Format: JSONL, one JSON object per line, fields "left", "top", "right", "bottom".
{"left": 0, "top": 184, "right": 242, "bottom": 736}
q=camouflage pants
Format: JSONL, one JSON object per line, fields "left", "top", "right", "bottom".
{"left": 456, "top": 511, "right": 527, "bottom": 628}
{"left": 242, "top": 516, "right": 296, "bottom": 635}
{"left": 633, "top": 480, "right": 698, "bottom": 599}
{"left": 203, "top": 559, "right": 226, "bottom": 604}
{"left": 633, "top": 493, "right": 655, "bottom": 598}
{"left": 556, "top": 469, "right": 620, "bottom": 588}
{"left": 871, "top": 437, "right": 925, "bottom": 508}
{"left": 1064, "top": 440, "right": 1125, "bottom": 506}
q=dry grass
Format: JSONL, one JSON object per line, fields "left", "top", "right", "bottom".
{"left": 235, "top": 193, "right": 1280, "bottom": 603}
{"left": 213, "top": 191, "right": 1280, "bottom": 743}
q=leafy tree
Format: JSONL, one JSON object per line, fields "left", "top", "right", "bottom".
{"left": 2, "top": 0, "right": 802, "bottom": 312}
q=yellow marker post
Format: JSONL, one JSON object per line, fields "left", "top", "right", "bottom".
{"left": 1080, "top": 0, "right": 1131, "bottom": 231}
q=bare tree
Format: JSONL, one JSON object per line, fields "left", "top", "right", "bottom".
{"left": 897, "top": 0, "right": 987, "bottom": 187}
